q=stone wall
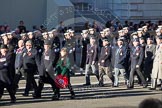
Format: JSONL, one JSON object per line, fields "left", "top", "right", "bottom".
{"left": 94, "top": 0, "right": 162, "bottom": 22}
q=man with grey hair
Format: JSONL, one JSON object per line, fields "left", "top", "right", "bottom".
{"left": 13, "top": 40, "right": 26, "bottom": 94}
{"left": 22, "top": 40, "right": 40, "bottom": 96}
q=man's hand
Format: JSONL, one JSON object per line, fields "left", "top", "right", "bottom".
{"left": 136, "top": 65, "right": 139, "bottom": 68}
{"left": 101, "top": 60, "right": 104, "bottom": 63}
{"left": 92, "top": 61, "right": 95, "bottom": 65}
{"left": 69, "top": 49, "right": 73, "bottom": 53}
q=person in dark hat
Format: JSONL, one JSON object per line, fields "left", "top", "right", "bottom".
{"left": 7, "top": 32, "right": 18, "bottom": 51}
{"left": 1, "top": 33, "right": 16, "bottom": 82}
{"left": 98, "top": 38, "right": 114, "bottom": 87}
{"left": 20, "top": 33, "right": 28, "bottom": 43}
{"left": 137, "top": 36, "right": 146, "bottom": 84}
{"left": 113, "top": 38, "right": 128, "bottom": 87}
{"left": 22, "top": 40, "right": 39, "bottom": 96}
{"left": 144, "top": 37, "right": 156, "bottom": 82}
{"left": 32, "top": 31, "right": 44, "bottom": 58}
{"left": 84, "top": 35, "right": 99, "bottom": 85}
{"left": 33, "top": 39, "right": 59, "bottom": 100}
{"left": 62, "top": 32, "right": 76, "bottom": 71}
{"left": 128, "top": 38, "right": 147, "bottom": 89}
{"left": 98, "top": 31, "right": 106, "bottom": 52}
{"left": 142, "top": 25, "right": 150, "bottom": 40}
{"left": 18, "top": 20, "right": 26, "bottom": 34}
{"left": 48, "top": 30, "right": 60, "bottom": 64}
{"left": 123, "top": 27, "right": 131, "bottom": 45}
{"left": 0, "top": 44, "right": 16, "bottom": 103}
{"left": 88, "top": 28, "right": 97, "bottom": 41}
{"left": 68, "top": 29, "right": 78, "bottom": 69}
{"left": 139, "top": 36, "right": 146, "bottom": 49}
{"left": 80, "top": 30, "right": 90, "bottom": 73}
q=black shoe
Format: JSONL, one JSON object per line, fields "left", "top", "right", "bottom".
{"left": 70, "top": 92, "right": 75, "bottom": 99}
{"left": 33, "top": 93, "right": 41, "bottom": 99}
{"left": 143, "top": 84, "right": 148, "bottom": 88}
{"left": 147, "top": 79, "right": 151, "bottom": 83}
{"left": 99, "top": 82, "right": 104, "bottom": 87}
{"left": 113, "top": 85, "right": 118, "bottom": 87}
{"left": 158, "top": 88, "right": 162, "bottom": 91}
{"left": 52, "top": 94, "right": 60, "bottom": 101}
{"left": 22, "top": 93, "right": 29, "bottom": 96}
{"left": 149, "top": 87, "right": 156, "bottom": 90}
{"left": 127, "top": 86, "right": 133, "bottom": 89}
{"left": 83, "top": 83, "right": 91, "bottom": 86}
{"left": 10, "top": 97, "right": 16, "bottom": 103}
{"left": 0, "top": 94, "right": 2, "bottom": 99}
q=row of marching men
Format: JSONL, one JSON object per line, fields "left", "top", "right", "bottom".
{"left": 79, "top": 25, "right": 162, "bottom": 91}
{"left": 0, "top": 25, "right": 162, "bottom": 103}
{"left": 0, "top": 29, "right": 76, "bottom": 103}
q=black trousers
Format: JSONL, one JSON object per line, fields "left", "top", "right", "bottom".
{"left": 80, "top": 49, "right": 87, "bottom": 69}
{"left": 13, "top": 68, "right": 27, "bottom": 91}
{"left": 0, "top": 81, "right": 16, "bottom": 100}
{"left": 36, "top": 73, "right": 57, "bottom": 96}
{"left": 129, "top": 67, "right": 147, "bottom": 87}
{"left": 24, "top": 69, "right": 37, "bottom": 94}
{"left": 144, "top": 61, "right": 153, "bottom": 81}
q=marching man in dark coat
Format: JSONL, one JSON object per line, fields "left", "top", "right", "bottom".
{"left": 144, "top": 37, "right": 156, "bottom": 82}
{"left": 113, "top": 38, "right": 128, "bottom": 87}
{"left": 84, "top": 36, "right": 99, "bottom": 85}
{"left": 0, "top": 45, "right": 16, "bottom": 103}
{"left": 48, "top": 30, "right": 60, "bottom": 62}
{"left": 80, "top": 30, "right": 90, "bottom": 72}
{"left": 128, "top": 38, "right": 147, "bottom": 89}
{"left": 33, "top": 40, "right": 59, "bottom": 100}
{"left": 13, "top": 40, "right": 26, "bottom": 93}
{"left": 22, "top": 40, "right": 39, "bottom": 96}
{"left": 98, "top": 38, "right": 114, "bottom": 87}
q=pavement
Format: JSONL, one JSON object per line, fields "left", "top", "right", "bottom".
{"left": 0, "top": 74, "right": 162, "bottom": 108}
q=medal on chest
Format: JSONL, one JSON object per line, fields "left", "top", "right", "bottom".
{"left": 45, "top": 56, "right": 50, "bottom": 60}
{"left": 91, "top": 50, "right": 94, "bottom": 53}
{"left": 120, "top": 52, "right": 123, "bottom": 56}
